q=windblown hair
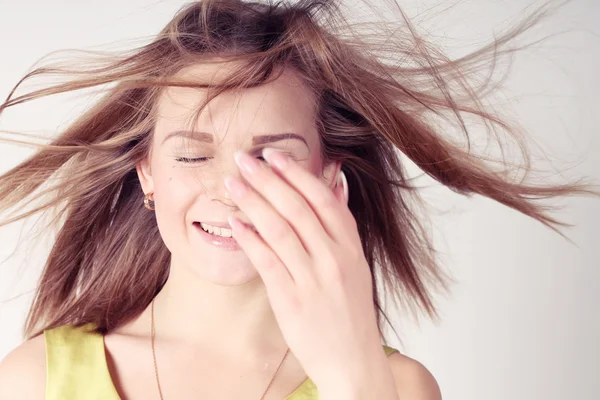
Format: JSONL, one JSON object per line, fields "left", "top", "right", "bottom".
{"left": 0, "top": 0, "right": 594, "bottom": 340}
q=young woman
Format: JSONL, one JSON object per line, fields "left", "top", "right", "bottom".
{"left": 0, "top": 0, "right": 594, "bottom": 399}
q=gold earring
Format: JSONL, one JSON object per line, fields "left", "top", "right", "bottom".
{"left": 144, "top": 192, "right": 155, "bottom": 210}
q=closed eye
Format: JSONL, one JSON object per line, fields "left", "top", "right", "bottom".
{"left": 175, "top": 156, "right": 210, "bottom": 163}
{"left": 175, "top": 156, "right": 268, "bottom": 163}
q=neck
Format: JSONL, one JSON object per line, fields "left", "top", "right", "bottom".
{"left": 151, "top": 257, "right": 286, "bottom": 360}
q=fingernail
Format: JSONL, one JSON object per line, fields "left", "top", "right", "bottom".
{"left": 234, "top": 152, "right": 259, "bottom": 175}
{"left": 339, "top": 170, "right": 348, "bottom": 200}
{"left": 224, "top": 176, "right": 248, "bottom": 197}
{"left": 228, "top": 216, "right": 246, "bottom": 234}
{"left": 262, "top": 148, "right": 288, "bottom": 169}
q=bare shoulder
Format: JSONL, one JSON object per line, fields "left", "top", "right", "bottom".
{"left": 0, "top": 334, "right": 46, "bottom": 400}
{"left": 387, "top": 351, "right": 442, "bottom": 400}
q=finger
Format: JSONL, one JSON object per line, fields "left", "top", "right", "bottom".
{"left": 224, "top": 174, "right": 314, "bottom": 285}
{"left": 227, "top": 215, "right": 295, "bottom": 294}
{"left": 261, "top": 148, "right": 357, "bottom": 245}
{"left": 232, "top": 151, "right": 334, "bottom": 260}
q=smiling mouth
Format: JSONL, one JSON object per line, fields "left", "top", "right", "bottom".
{"left": 193, "top": 221, "right": 260, "bottom": 236}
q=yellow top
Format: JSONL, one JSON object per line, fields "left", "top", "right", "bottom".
{"left": 44, "top": 325, "right": 399, "bottom": 399}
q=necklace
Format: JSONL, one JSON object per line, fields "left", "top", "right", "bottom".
{"left": 151, "top": 298, "right": 290, "bottom": 400}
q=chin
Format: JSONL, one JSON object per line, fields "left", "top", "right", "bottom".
{"left": 191, "top": 252, "right": 262, "bottom": 286}
{"left": 165, "top": 232, "right": 264, "bottom": 286}
{"left": 209, "top": 264, "right": 261, "bottom": 286}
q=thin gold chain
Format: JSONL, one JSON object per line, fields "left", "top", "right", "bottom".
{"left": 151, "top": 298, "right": 290, "bottom": 400}
{"left": 151, "top": 298, "right": 165, "bottom": 400}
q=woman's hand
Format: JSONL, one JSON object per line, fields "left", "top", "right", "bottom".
{"left": 223, "top": 147, "right": 389, "bottom": 391}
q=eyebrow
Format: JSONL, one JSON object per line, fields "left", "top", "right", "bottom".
{"left": 162, "top": 130, "right": 309, "bottom": 148}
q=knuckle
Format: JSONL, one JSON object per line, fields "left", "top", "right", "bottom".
{"left": 285, "top": 293, "right": 303, "bottom": 315}
{"left": 317, "top": 193, "right": 338, "bottom": 214}
{"left": 263, "top": 255, "right": 280, "bottom": 270}
{"left": 322, "top": 254, "right": 346, "bottom": 283}
{"left": 266, "top": 221, "right": 290, "bottom": 241}
{"left": 284, "top": 198, "right": 309, "bottom": 220}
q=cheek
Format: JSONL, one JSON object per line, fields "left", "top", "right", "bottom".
{"left": 152, "top": 168, "right": 203, "bottom": 251}
{"left": 154, "top": 167, "right": 203, "bottom": 210}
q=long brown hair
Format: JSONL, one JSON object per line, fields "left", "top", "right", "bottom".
{"left": 0, "top": 0, "right": 596, "bottom": 340}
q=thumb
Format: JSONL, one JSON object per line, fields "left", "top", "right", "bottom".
{"left": 334, "top": 170, "right": 349, "bottom": 205}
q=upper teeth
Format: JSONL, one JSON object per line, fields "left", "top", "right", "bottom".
{"left": 200, "top": 223, "right": 232, "bottom": 238}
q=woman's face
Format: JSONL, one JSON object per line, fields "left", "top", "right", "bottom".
{"left": 137, "top": 63, "right": 339, "bottom": 285}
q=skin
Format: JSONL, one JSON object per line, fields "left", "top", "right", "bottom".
{"left": 0, "top": 62, "right": 441, "bottom": 400}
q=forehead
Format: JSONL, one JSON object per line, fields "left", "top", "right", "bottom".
{"left": 154, "top": 62, "right": 318, "bottom": 145}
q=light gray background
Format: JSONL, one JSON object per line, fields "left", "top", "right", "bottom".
{"left": 0, "top": 1, "right": 599, "bottom": 399}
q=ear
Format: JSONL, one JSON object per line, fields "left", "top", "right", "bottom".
{"left": 322, "top": 160, "right": 348, "bottom": 205}
{"left": 136, "top": 156, "right": 154, "bottom": 195}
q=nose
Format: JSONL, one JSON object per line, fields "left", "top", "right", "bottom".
{"left": 215, "top": 183, "right": 237, "bottom": 208}
{"left": 209, "top": 156, "right": 245, "bottom": 207}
